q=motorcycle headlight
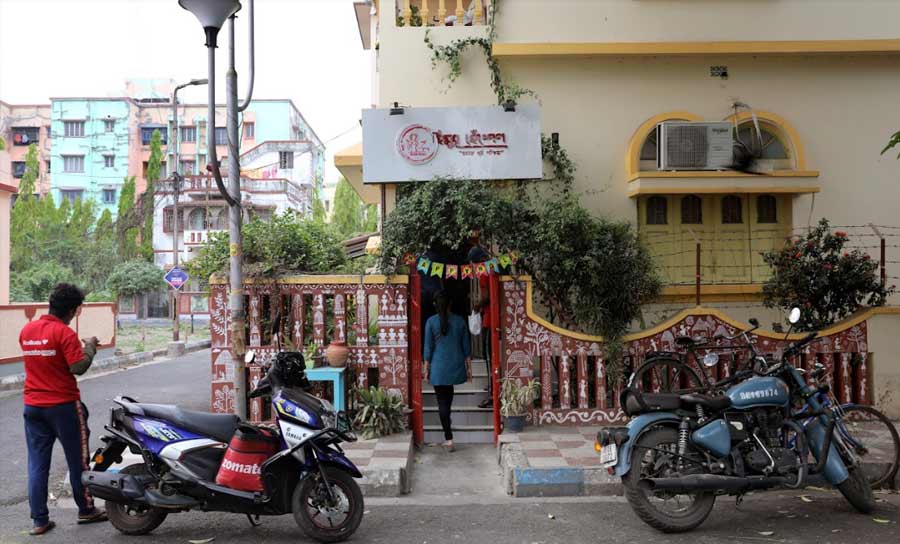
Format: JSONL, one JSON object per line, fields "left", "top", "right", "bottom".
{"left": 320, "top": 411, "right": 337, "bottom": 430}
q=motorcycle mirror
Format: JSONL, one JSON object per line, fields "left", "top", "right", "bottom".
{"left": 244, "top": 350, "right": 256, "bottom": 364}
{"left": 702, "top": 352, "right": 720, "bottom": 368}
{"left": 748, "top": 318, "right": 759, "bottom": 328}
{"left": 788, "top": 307, "right": 801, "bottom": 324}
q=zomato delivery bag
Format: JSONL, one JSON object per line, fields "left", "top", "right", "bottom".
{"left": 215, "top": 424, "right": 280, "bottom": 492}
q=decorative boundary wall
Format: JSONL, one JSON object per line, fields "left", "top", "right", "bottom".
{"left": 500, "top": 277, "right": 882, "bottom": 426}
{"left": 0, "top": 302, "right": 117, "bottom": 365}
{"left": 209, "top": 276, "right": 409, "bottom": 420}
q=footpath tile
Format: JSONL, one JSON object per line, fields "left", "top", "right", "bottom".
{"left": 525, "top": 449, "right": 564, "bottom": 458}
{"left": 520, "top": 440, "right": 558, "bottom": 450}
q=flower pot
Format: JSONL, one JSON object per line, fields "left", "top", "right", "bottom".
{"left": 325, "top": 341, "right": 349, "bottom": 368}
{"left": 503, "top": 415, "right": 526, "bottom": 433}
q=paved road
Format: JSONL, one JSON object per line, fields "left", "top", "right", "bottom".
{"left": 0, "top": 488, "right": 896, "bottom": 543}
{"left": 0, "top": 350, "right": 211, "bottom": 507}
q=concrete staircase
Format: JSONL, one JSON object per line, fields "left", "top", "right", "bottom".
{"left": 423, "top": 359, "right": 495, "bottom": 444}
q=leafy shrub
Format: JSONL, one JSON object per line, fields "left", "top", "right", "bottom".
{"left": 106, "top": 260, "right": 165, "bottom": 297}
{"left": 499, "top": 379, "right": 541, "bottom": 417}
{"left": 10, "top": 263, "right": 76, "bottom": 302}
{"left": 352, "top": 386, "right": 408, "bottom": 440}
{"left": 186, "top": 212, "right": 347, "bottom": 285}
{"left": 762, "top": 218, "right": 893, "bottom": 331}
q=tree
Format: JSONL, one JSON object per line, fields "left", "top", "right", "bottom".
{"left": 312, "top": 177, "right": 327, "bottom": 225}
{"left": 331, "top": 177, "right": 364, "bottom": 238}
{"left": 379, "top": 178, "right": 661, "bottom": 346}
{"left": 140, "top": 129, "right": 163, "bottom": 261}
{"left": 10, "top": 144, "right": 44, "bottom": 268}
{"left": 762, "top": 218, "right": 893, "bottom": 331}
{"left": 116, "top": 176, "right": 140, "bottom": 261}
{"left": 363, "top": 204, "right": 378, "bottom": 233}
{"left": 106, "top": 260, "right": 165, "bottom": 298}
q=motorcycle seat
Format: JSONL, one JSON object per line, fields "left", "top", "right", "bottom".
{"left": 679, "top": 393, "right": 732, "bottom": 412}
{"left": 130, "top": 403, "right": 240, "bottom": 443}
{"left": 623, "top": 392, "right": 682, "bottom": 416}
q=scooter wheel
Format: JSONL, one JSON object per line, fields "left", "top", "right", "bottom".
{"left": 292, "top": 466, "right": 364, "bottom": 543}
{"left": 106, "top": 465, "right": 168, "bottom": 535}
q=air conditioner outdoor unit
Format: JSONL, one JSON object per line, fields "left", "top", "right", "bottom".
{"left": 657, "top": 121, "right": 733, "bottom": 170}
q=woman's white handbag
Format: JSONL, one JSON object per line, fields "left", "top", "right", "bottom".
{"left": 468, "top": 311, "right": 482, "bottom": 335}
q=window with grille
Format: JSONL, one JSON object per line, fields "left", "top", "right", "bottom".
{"left": 736, "top": 125, "right": 788, "bottom": 160}
{"left": 63, "top": 121, "right": 84, "bottom": 137}
{"left": 12, "top": 127, "right": 40, "bottom": 145}
{"left": 279, "top": 151, "right": 294, "bottom": 169}
{"left": 244, "top": 122, "right": 255, "bottom": 139}
{"left": 646, "top": 196, "right": 667, "bottom": 225}
{"left": 681, "top": 195, "right": 702, "bottom": 224}
{"left": 757, "top": 195, "right": 778, "bottom": 224}
{"left": 163, "top": 208, "right": 174, "bottom": 233}
{"left": 45, "top": 126, "right": 52, "bottom": 139}
{"left": 215, "top": 127, "right": 227, "bottom": 145}
{"left": 12, "top": 162, "right": 26, "bottom": 178}
{"left": 46, "top": 160, "right": 51, "bottom": 173}
{"left": 141, "top": 127, "right": 168, "bottom": 145}
{"left": 102, "top": 189, "right": 116, "bottom": 204}
{"left": 104, "top": 155, "right": 115, "bottom": 168}
{"left": 61, "top": 189, "right": 83, "bottom": 203}
{"left": 181, "top": 126, "right": 196, "bottom": 142}
{"left": 180, "top": 160, "right": 195, "bottom": 174}
{"left": 722, "top": 195, "right": 743, "bottom": 224}
{"left": 63, "top": 155, "right": 84, "bottom": 172}
{"left": 104, "top": 119, "right": 115, "bottom": 132}
{"left": 189, "top": 208, "right": 207, "bottom": 230}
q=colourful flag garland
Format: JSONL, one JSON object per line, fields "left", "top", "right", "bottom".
{"left": 411, "top": 253, "right": 519, "bottom": 280}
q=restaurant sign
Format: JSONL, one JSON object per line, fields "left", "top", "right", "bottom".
{"left": 362, "top": 104, "right": 542, "bottom": 183}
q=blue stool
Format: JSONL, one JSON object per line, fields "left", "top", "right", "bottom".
{"left": 306, "top": 367, "right": 347, "bottom": 412}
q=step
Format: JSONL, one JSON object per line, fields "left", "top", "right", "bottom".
{"left": 422, "top": 376, "right": 491, "bottom": 389}
{"left": 423, "top": 406, "right": 494, "bottom": 426}
{"left": 424, "top": 424, "right": 495, "bottom": 444}
{"left": 423, "top": 387, "right": 491, "bottom": 407}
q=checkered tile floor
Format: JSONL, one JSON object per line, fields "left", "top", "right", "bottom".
{"left": 509, "top": 426, "right": 605, "bottom": 468}
{"left": 342, "top": 431, "right": 412, "bottom": 471}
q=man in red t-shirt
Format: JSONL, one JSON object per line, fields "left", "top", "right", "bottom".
{"left": 20, "top": 283, "right": 107, "bottom": 535}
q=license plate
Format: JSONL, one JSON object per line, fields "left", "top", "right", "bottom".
{"left": 600, "top": 444, "right": 618, "bottom": 467}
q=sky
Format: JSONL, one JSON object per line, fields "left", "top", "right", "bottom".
{"left": 0, "top": 0, "right": 370, "bottom": 184}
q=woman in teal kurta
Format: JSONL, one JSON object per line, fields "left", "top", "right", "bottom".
{"left": 424, "top": 291, "right": 471, "bottom": 451}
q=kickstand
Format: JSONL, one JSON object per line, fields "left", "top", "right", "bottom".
{"left": 246, "top": 514, "right": 261, "bottom": 528}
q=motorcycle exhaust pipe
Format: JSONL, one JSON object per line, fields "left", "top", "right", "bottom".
{"left": 82, "top": 471, "right": 148, "bottom": 503}
{"left": 639, "top": 474, "right": 787, "bottom": 493}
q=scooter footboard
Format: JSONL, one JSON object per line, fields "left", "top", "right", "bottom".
{"left": 805, "top": 418, "right": 850, "bottom": 485}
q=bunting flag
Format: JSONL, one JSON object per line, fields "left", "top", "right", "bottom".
{"left": 410, "top": 252, "right": 520, "bottom": 280}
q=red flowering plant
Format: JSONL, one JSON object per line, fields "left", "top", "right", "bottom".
{"left": 762, "top": 218, "right": 893, "bottom": 331}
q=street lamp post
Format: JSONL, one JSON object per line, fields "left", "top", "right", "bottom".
{"left": 179, "top": 0, "right": 255, "bottom": 419}
{"left": 170, "top": 78, "right": 208, "bottom": 343}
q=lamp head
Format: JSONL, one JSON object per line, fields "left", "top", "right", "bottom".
{"left": 178, "top": 0, "right": 241, "bottom": 47}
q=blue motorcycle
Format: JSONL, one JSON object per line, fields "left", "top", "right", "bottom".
{"left": 81, "top": 350, "right": 364, "bottom": 542}
{"left": 596, "top": 308, "right": 874, "bottom": 532}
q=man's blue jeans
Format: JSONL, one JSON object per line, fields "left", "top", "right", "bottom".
{"left": 24, "top": 401, "right": 95, "bottom": 526}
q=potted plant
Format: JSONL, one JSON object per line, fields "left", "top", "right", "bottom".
{"left": 302, "top": 341, "right": 321, "bottom": 369}
{"left": 500, "top": 378, "right": 540, "bottom": 433}
{"left": 352, "top": 386, "right": 408, "bottom": 439}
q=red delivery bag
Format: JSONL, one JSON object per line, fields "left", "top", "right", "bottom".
{"left": 215, "top": 424, "right": 280, "bottom": 492}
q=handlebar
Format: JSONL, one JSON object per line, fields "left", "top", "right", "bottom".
{"left": 783, "top": 332, "right": 818, "bottom": 358}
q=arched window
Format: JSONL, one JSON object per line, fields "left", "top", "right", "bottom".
{"left": 736, "top": 125, "right": 788, "bottom": 160}
{"left": 681, "top": 195, "right": 702, "bottom": 224}
{"left": 757, "top": 195, "right": 778, "bottom": 224}
{"left": 646, "top": 196, "right": 667, "bottom": 225}
{"left": 188, "top": 208, "right": 207, "bottom": 230}
{"left": 640, "top": 130, "right": 658, "bottom": 161}
{"left": 213, "top": 208, "right": 228, "bottom": 230}
{"left": 722, "top": 195, "right": 743, "bottom": 224}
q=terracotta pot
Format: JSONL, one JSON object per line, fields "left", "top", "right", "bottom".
{"left": 325, "top": 341, "right": 349, "bottom": 368}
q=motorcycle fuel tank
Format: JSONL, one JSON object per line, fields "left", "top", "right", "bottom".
{"left": 726, "top": 376, "right": 790, "bottom": 409}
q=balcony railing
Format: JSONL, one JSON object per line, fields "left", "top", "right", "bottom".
{"left": 184, "top": 229, "right": 225, "bottom": 246}
{"left": 397, "top": 0, "right": 492, "bottom": 27}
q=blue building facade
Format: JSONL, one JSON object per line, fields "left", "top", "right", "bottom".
{"left": 50, "top": 98, "right": 133, "bottom": 215}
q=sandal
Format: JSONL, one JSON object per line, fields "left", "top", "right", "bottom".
{"left": 77, "top": 509, "right": 108, "bottom": 524}
{"left": 442, "top": 440, "right": 455, "bottom": 452}
{"left": 29, "top": 521, "right": 55, "bottom": 536}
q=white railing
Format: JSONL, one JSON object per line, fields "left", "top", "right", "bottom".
{"left": 184, "top": 229, "right": 225, "bottom": 245}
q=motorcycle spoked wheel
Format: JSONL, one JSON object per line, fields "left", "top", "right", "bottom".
{"left": 106, "top": 464, "right": 169, "bottom": 535}
{"left": 292, "top": 465, "right": 364, "bottom": 543}
{"left": 624, "top": 427, "right": 716, "bottom": 533}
